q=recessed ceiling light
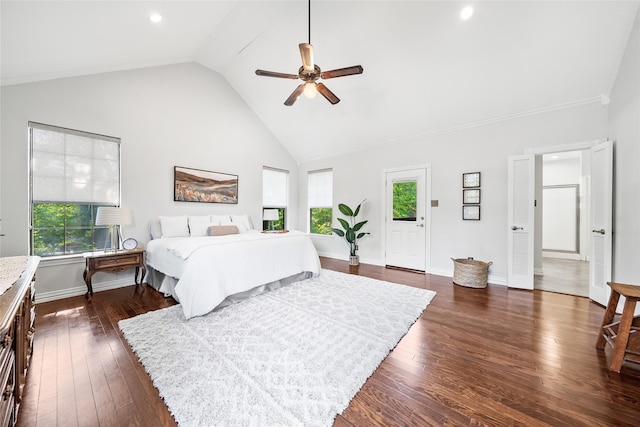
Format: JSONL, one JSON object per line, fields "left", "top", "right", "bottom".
{"left": 149, "top": 13, "right": 162, "bottom": 23}
{"left": 460, "top": 6, "right": 474, "bottom": 21}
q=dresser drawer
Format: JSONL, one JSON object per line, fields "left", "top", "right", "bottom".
{"left": 93, "top": 254, "right": 141, "bottom": 270}
{"left": 0, "top": 352, "right": 15, "bottom": 427}
{"left": 0, "top": 327, "right": 14, "bottom": 371}
{"left": 0, "top": 394, "right": 14, "bottom": 427}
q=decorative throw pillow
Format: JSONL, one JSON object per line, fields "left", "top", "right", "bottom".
{"left": 188, "top": 215, "right": 213, "bottom": 237}
{"left": 160, "top": 216, "right": 190, "bottom": 238}
{"left": 207, "top": 225, "right": 239, "bottom": 236}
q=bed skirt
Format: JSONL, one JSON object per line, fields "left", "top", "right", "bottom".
{"left": 145, "top": 266, "right": 312, "bottom": 309}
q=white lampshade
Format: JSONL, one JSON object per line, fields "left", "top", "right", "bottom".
{"left": 263, "top": 209, "right": 279, "bottom": 221}
{"left": 95, "top": 207, "right": 132, "bottom": 226}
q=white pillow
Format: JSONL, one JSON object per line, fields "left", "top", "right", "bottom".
{"left": 188, "top": 216, "right": 213, "bottom": 237}
{"left": 160, "top": 215, "right": 190, "bottom": 238}
{"left": 211, "top": 214, "right": 232, "bottom": 226}
{"left": 231, "top": 214, "right": 252, "bottom": 233}
{"left": 149, "top": 219, "right": 162, "bottom": 240}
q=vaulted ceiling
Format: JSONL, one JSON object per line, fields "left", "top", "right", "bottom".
{"left": 2, "top": 1, "right": 638, "bottom": 162}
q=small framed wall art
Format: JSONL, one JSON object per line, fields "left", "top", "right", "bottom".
{"left": 462, "top": 172, "right": 481, "bottom": 188}
{"left": 463, "top": 205, "right": 481, "bottom": 220}
{"left": 463, "top": 189, "right": 481, "bottom": 204}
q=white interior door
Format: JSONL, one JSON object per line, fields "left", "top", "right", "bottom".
{"left": 589, "top": 140, "right": 613, "bottom": 306}
{"left": 508, "top": 154, "right": 535, "bottom": 289}
{"left": 385, "top": 169, "right": 426, "bottom": 271}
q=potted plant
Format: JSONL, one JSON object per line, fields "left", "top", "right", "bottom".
{"left": 331, "top": 200, "right": 370, "bottom": 265}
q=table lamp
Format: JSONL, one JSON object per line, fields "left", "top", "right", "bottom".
{"left": 95, "top": 207, "right": 132, "bottom": 251}
{"left": 263, "top": 209, "right": 279, "bottom": 231}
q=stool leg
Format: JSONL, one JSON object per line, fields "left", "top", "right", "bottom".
{"left": 609, "top": 298, "right": 637, "bottom": 373}
{"left": 596, "top": 290, "right": 620, "bottom": 349}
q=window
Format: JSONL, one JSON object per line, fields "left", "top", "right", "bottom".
{"left": 392, "top": 180, "right": 417, "bottom": 221}
{"left": 308, "top": 169, "right": 333, "bottom": 235}
{"left": 29, "top": 122, "right": 121, "bottom": 256}
{"left": 262, "top": 167, "right": 288, "bottom": 231}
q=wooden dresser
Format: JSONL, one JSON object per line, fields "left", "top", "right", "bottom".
{"left": 0, "top": 256, "right": 39, "bottom": 427}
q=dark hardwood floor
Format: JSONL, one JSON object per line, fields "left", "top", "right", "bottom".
{"left": 17, "top": 258, "right": 640, "bottom": 426}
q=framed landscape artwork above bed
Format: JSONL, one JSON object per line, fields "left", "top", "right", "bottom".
{"left": 174, "top": 166, "right": 238, "bottom": 204}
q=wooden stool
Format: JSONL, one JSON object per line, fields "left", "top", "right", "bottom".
{"left": 596, "top": 282, "right": 640, "bottom": 372}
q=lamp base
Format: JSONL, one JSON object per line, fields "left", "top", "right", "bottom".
{"left": 103, "top": 225, "right": 122, "bottom": 252}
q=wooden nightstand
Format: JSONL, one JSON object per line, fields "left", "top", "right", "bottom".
{"left": 83, "top": 248, "right": 146, "bottom": 301}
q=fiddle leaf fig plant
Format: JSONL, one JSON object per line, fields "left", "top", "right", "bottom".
{"left": 331, "top": 200, "right": 370, "bottom": 257}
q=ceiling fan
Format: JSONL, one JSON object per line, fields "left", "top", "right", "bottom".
{"left": 255, "top": 0, "right": 363, "bottom": 106}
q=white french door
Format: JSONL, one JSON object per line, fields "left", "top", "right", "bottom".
{"left": 385, "top": 168, "right": 427, "bottom": 271}
{"left": 589, "top": 140, "right": 613, "bottom": 306}
{"left": 507, "top": 141, "right": 613, "bottom": 298}
{"left": 507, "top": 154, "right": 535, "bottom": 289}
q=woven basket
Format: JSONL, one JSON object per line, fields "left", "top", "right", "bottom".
{"left": 451, "top": 258, "right": 493, "bottom": 288}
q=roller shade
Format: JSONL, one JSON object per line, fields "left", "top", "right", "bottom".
{"left": 308, "top": 169, "right": 332, "bottom": 208}
{"left": 263, "top": 168, "right": 288, "bottom": 207}
{"left": 30, "top": 122, "right": 120, "bottom": 205}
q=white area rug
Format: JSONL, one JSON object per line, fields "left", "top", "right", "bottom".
{"left": 119, "top": 269, "right": 436, "bottom": 426}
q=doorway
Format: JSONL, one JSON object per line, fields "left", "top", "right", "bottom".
{"left": 537, "top": 151, "right": 590, "bottom": 297}
{"left": 384, "top": 167, "right": 430, "bottom": 271}
{"left": 508, "top": 140, "right": 612, "bottom": 306}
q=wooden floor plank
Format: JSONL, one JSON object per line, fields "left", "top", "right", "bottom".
{"left": 16, "top": 258, "right": 640, "bottom": 426}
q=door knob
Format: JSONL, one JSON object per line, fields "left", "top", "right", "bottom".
{"left": 416, "top": 224, "right": 424, "bottom": 227}
{"left": 511, "top": 226, "right": 523, "bottom": 231}
{"left": 592, "top": 229, "right": 605, "bottom": 235}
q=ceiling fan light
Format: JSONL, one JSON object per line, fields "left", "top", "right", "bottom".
{"left": 303, "top": 82, "right": 317, "bottom": 99}
{"left": 149, "top": 13, "right": 163, "bottom": 23}
{"left": 460, "top": 6, "right": 474, "bottom": 21}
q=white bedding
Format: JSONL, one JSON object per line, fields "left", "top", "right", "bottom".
{"left": 146, "top": 230, "right": 321, "bottom": 319}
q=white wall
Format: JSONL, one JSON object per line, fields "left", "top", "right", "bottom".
{"left": 299, "top": 102, "right": 609, "bottom": 283}
{"left": 541, "top": 154, "right": 582, "bottom": 258}
{"left": 1, "top": 62, "right": 298, "bottom": 301}
{"left": 608, "top": 9, "right": 640, "bottom": 284}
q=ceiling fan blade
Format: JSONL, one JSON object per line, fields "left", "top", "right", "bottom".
{"left": 320, "top": 65, "right": 364, "bottom": 80}
{"left": 284, "top": 84, "right": 305, "bottom": 106}
{"left": 255, "top": 69, "right": 299, "bottom": 79}
{"left": 316, "top": 83, "right": 340, "bottom": 105}
{"left": 299, "top": 43, "right": 314, "bottom": 72}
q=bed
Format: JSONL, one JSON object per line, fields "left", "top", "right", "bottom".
{"left": 145, "top": 215, "right": 321, "bottom": 318}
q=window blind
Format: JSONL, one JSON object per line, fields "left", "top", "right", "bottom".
{"left": 30, "top": 122, "right": 121, "bottom": 205}
{"left": 308, "top": 169, "right": 333, "bottom": 208}
{"left": 263, "top": 168, "right": 288, "bottom": 207}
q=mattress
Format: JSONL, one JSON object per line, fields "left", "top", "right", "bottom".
{"left": 145, "top": 230, "right": 321, "bottom": 318}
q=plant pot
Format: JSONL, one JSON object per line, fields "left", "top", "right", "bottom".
{"left": 349, "top": 255, "right": 360, "bottom": 266}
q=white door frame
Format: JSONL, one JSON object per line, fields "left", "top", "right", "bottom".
{"left": 521, "top": 139, "right": 611, "bottom": 302}
{"left": 381, "top": 164, "right": 432, "bottom": 270}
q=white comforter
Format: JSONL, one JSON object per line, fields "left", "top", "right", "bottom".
{"left": 163, "top": 231, "right": 320, "bottom": 319}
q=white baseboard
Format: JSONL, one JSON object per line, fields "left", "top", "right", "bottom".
{"left": 543, "top": 251, "right": 583, "bottom": 261}
{"left": 316, "top": 251, "right": 385, "bottom": 266}
{"left": 421, "top": 267, "right": 508, "bottom": 286}
{"left": 35, "top": 277, "right": 135, "bottom": 303}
